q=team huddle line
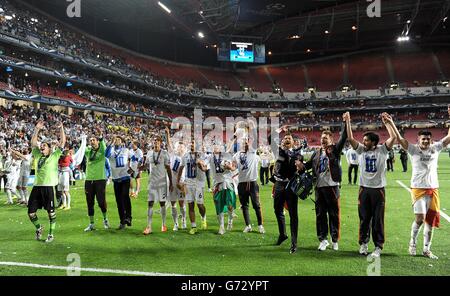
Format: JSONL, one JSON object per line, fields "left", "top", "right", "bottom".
{"left": 2, "top": 109, "right": 449, "bottom": 260}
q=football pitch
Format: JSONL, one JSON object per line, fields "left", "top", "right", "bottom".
{"left": 1, "top": 156, "right": 450, "bottom": 276}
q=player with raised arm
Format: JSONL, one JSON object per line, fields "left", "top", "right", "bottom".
{"left": 83, "top": 128, "right": 110, "bottom": 232}
{"left": 384, "top": 108, "right": 450, "bottom": 259}
{"left": 272, "top": 126, "right": 305, "bottom": 254}
{"left": 3, "top": 150, "right": 21, "bottom": 205}
{"left": 57, "top": 145, "right": 73, "bottom": 210}
{"left": 165, "top": 127, "right": 187, "bottom": 231}
{"left": 233, "top": 137, "right": 265, "bottom": 234}
{"left": 129, "top": 140, "right": 144, "bottom": 199}
{"left": 210, "top": 142, "right": 237, "bottom": 235}
{"left": 143, "top": 135, "right": 173, "bottom": 235}
{"left": 106, "top": 135, "right": 132, "bottom": 230}
{"left": 303, "top": 115, "right": 347, "bottom": 252}
{"left": 345, "top": 112, "right": 396, "bottom": 258}
{"left": 177, "top": 139, "right": 208, "bottom": 235}
{"left": 28, "top": 120, "right": 65, "bottom": 243}
{"left": 10, "top": 147, "right": 32, "bottom": 205}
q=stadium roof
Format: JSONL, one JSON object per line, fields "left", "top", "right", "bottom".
{"left": 18, "top": 0, "right": 450, "bottom": 66}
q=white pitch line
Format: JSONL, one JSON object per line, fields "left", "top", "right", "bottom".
{"left": 396, "top": 180, "right": 450, "bottom": 223}
{"left": 0, "top": 261, "right": 188, "bottom": 276}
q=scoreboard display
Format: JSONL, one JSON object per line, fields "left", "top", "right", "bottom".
{"left": 230, "top": 42, "right": 254, "bottom": 63}
{"left": 217, "top": 42, "right": 265, "bottom": 63}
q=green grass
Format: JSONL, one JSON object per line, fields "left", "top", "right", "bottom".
{"left": 1, "top": 156, "right": 450, "bottom": 276}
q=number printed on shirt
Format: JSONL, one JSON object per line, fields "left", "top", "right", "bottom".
{"left": 240, "top": 154, "right": 249, "bottom": 170}
{"left": 186, "top": 162, "right": 197, "bottom": 178}
{"left": 116, "top": 156, "right": 125, "bottom": 168}
{"left": 319, "top": 156, "right": 328, "bottom": 173}
{"left": 172, "top": 159, "right": 180, "bottom": 172}
{"left": 365, "top": 157, "right": 377, "bottom": 173}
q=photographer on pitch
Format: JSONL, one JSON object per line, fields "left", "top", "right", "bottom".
{"left": 271, "top": 127, "right": 305, "bottom": 254}
{"left": 300, "top": 113, "right": 347, "bottom": 252}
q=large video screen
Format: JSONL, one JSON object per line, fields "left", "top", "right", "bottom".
{"left": 230, "top": 42, "right": 254, "bottom": 63}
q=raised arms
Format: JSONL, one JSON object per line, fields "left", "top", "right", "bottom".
{"left": 31, "top": 121, "right": 44, "bottom": 148}
{"left": 9, "top": 148, "right": 27, "bottom": 160}
{"left": 380, "top": 113, "right": 396, "bottom": 150}
{"left": 335, "top": 114, "right": 349, "bottom": 152}
{"left": 57, "top": 122, "right": 66, "bottom": 149}
{"left": 381, "top": 113, "right": 407, "bottom": 150}
{"left": 165, "top": 126, "right": 173, "bottom": 154}
{"left": 344, "top": 112, "right": 359, "bottom": 150}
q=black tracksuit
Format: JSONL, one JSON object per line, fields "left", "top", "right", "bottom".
{"left": 113, "top": 178, "right": 132, "bottom": 225}
{"left": 85, "top": 180, "right": 107, "bottom": 216}
{"left": 358, "top": 187, "right": 386, "bottom": 249}
{"left": 273, "top": 147, "right": 304, "bottom": 248}
{"left": 348, "top": 164, "right": 358, "bottom": 184}
{"left": 399, "top": 149, "right": 408, "bottom": 172}
{"left": 387, "top": 151, "right": 394, "bottom": 171}
{"left": 259, "top": 166, "right": 269, "bottom": 185}
{"left": 238, "top": 181, "right": 263, "bottom": 226}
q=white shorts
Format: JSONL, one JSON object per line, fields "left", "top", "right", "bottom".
{"left": 5, "top": 173, "right": 19, "bottom": 190}
{"left": 169, "top": 186, "right": 184, "bottom": 202}
{"left": 148, "top": 185, "right": 168, "bottom": 203}
{"left": 58, "top": 171, "right": 70, "bottom": 192}
{"left": 185, "top": 185, "right": 204, "bottom": 205}
{"left": 413, "top": 196, "right": 431, "bottom": 215}
{"left": 17, "top": 175, "right": 29, "bottom": 188}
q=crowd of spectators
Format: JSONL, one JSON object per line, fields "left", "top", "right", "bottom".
{"left": 0, "top": 0, "right": 208, "bottom": 95}
{"left": 0, "top": 103, "right": 169, "bottom": 154}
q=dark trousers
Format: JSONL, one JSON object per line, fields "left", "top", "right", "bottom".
{"left": 85, "top": 180, "right": 107, "bottom": 217}
{"left": 358, "top": 187, "right": 385, "bottom": 249}
{"left": 205, "top": 169, "right": 211, "bottom": 189}
{"left": 348, "top": 164, "right": 358, "bottom": 184}
{"left": 315, "top": 186, "right": 340, "bottom": 243}
{"left": 401, "top": 158, "right": 408, "bottom": 172}
{"left": 387, "top": 159, "right": 394, "bottom": 171}
{"left": 259, "top": 167, "right": 269, "bottom": 185}
{"left": 273, "top": 181, "right": 298, "bottom": 246}
{"left": 113, "top": 178, "right": 132, "bottom": 225}
{"left": 55, "top": 185, "right": 62, "bottom": 207}
{"left": 238, "top": 181, "right": 263, "bottom": 226}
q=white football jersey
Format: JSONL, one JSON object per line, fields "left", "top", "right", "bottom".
{"left": 108, "top": 146, "right": 131, "bottom": 180}
{"left": 233, "top": 151, "right": 260, "bottom": 183}
{"left": 203, "top": 153, "right": 212, "bottom": 170}
{"left": 5, "top": 158, "right": 21, "bottom": 177}
{"left": 408, "top": 141, "right": 443, "bottom": 189}
{"left": 129, "top": 148, "right": 144, "bottom": 171}
{"left": 346, "top": 148, "right": 359, "bottom": 165}
{"left": 146, "top": 150, "right": 170, "bottom": 187}
{"left": 181, "top": 152, "right": 205, "bottom": 187}
{"left": 19, "top": 154, "right": 32, "bottom": 177}
{"left": 170, "top": 153, "right": 185, "bottom": 184}
{"left": 210, "top": 152, "right": 233, "bottom": 187}
{"left": 355, "top": 143, "right": 389, "bottom": 188}
{"left": 316, "top": 150, "right": 340, "bottom": 188}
